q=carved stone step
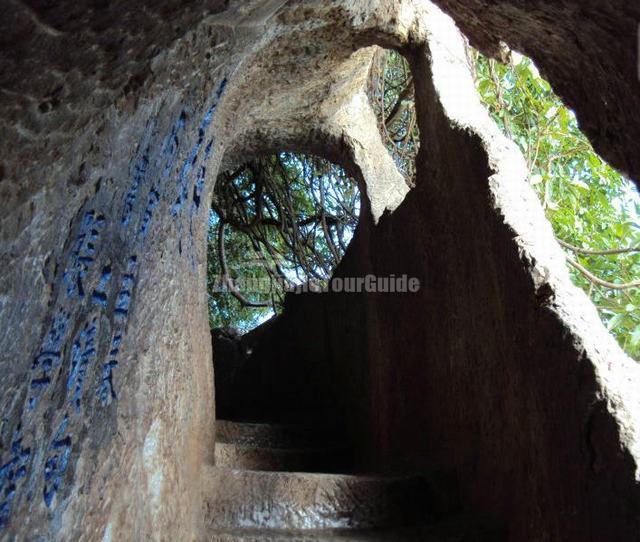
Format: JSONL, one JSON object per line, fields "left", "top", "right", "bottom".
{"left": 215, "top": 442, "right": 351, "bottom": 473}
{"left": 203, "top": 528, "right": 426, "bottom": 542}
{"left": 202, "top": 466, "right": 432, "bottom": 531}
{"left": 203, "top": 515, "right": 500, "bottom": 542}
{"left": 216, "top": 420, "right": 341, "bottom": 449}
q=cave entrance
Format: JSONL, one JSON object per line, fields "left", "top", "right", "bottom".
{"left": 205, "top": 47, "right": 421, "bottom": 476}
{"left": 207, "top": 152, "right": 362, "bottom": 437}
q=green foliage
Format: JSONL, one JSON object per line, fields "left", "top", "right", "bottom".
{"left": 207, "top": 213, "right": 274, "bottom": 332}
{"left": 368, "top": 49, "right": 420, "bottom": 182}
{"left": 207, "top": 153, "right": 359, "bottom": 331}
{"left": 472, "top": 51, "right": 640, "bottom": 359}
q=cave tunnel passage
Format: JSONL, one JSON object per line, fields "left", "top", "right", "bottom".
{"left": 203, "top": 38, "right": 640, "bottom": 541}
{"left": 208, "top": 46, "right": 421, "bottom": 432}
{"left": 202, "top": 149, "right": 472, "bottom": 538}
{"left": 2, "top": 0, "right": 640, "bottom": 538}
{"left": 208, "top": 152, "right": 364, "bottom": 437}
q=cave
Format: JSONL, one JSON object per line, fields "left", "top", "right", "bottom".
{"left": 1, "top": 1, "right": 639, "bottom": 540}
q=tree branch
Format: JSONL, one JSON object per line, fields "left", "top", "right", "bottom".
{"left": 566, "top": 257, "right": 640, "bottom": 291}
{"left": 558, "top": 238, "right": 640, "bottom": 256}
{"left": 217, "top": 221, "right": 270, "bottom": 307}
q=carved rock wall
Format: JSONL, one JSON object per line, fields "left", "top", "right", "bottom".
{"left": 0, "top": 1, "right": 424, "bottom": 539}
{"left": 0, "top": 0, "right": 638, "bottom": 540}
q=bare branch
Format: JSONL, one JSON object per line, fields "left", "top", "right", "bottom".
{"left": 566, "top": 257, "right": 640, "bottom": 291}
{"left": 217, "top": 221, "right": 270, "bottom": 308}
{"left": 558, "top": 238, "right": 640, "bottom": 257}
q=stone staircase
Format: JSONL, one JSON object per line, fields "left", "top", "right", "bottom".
{"left": 214, "top": 420, "right": 351, "bottom": 473}
{"left": 201, "top": 420, "right": 498, "bottom": 541}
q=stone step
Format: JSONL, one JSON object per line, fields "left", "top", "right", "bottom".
{"left": 202, "top": 466, "right": 433, "bottom": 531}
{"left": 202, "top": 515, "right": 500, "bottom": 542}
{"left": 215, "top": 442, "right": 351, "bottom": 472}
{"left": 202, "top": 528, "right": 433, "bottom": 541}
{"left": 217, "top": 420, "right": 341, "bottom": 449}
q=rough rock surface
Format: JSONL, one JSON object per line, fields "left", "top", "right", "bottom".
{"left": 206, "top": 419, "right": 475, "bottom": 541}
{"left": 214, "top": 420, "right": 351, "bottom": 472}
{"left": 0, "top": 0, "right": 638, "bottom": 540}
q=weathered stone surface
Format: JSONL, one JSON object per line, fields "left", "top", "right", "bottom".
{"left": 214, "top": 442, "right": 348, "bottom": 473}
{"left": 0, "top": 0, "right": 639, "bottom": 540}
{"left": 204, "top": 521, "right": 497, "bottom": 542}
{"left": 0, "top": 1, "right": 427, "bottom": 538}
{"left": 214, "top": 420, "right": 350, "bottom": 472}
{"left": 216, "top": 420, "right": 341, "bottom": 450}
{"left": 202, "top": 466, "right": 431, "bottom": 530}
{"left": 209, "top": 418, "right": 462, "bottom": 539}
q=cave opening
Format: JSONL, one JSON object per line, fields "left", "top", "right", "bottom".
{"left": 207, "top": 152, "right": 362, "bottom": 335}
{"left": 208, "top": 152, "right": 363, "bottom": 454}
{"left": 206, "top": 46, "right": 422, "bottom": 468}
